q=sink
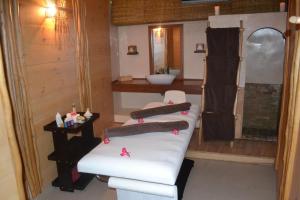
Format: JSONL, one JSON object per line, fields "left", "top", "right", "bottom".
{"left": 169, "top": 69, "right": 180, "bottom": 77}
{"left": 146, "top": 74, "right": 176, "bottom": 85}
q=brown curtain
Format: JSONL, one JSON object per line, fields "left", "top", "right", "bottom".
{"left": 72, "top": 0, "right": 92, "bottom": 110}
{"left": 0, "top": 0, "right": 42, "bottom": 197}
{"left": 276, "top": 0, "right": 300, "bottom": 199}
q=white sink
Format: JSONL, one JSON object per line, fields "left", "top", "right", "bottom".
{"left": 146, "top": 74, "right": 176, "bottom": 85}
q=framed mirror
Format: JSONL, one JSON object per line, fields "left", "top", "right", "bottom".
{"left": 148, "top": 24, "right": 183, "bottom": 79}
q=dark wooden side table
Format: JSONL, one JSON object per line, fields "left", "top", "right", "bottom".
{"left": 44, "top": 112, "right": 101, "bottom": 192}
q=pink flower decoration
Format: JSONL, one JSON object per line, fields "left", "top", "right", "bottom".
{"left": 172, "top": 129, "right": 179, "bottom": 135}
{"left": 120, "top": 147, "right": 130, "bottom": 157}
{"left": 168, "top": 100, "right": 174, "bottom": 104}
{"left": 104, "top": 137, "right": 110, "bottom": 144}
{"left": 138, "top": 118, "right": 144, "bottom": 124}
{"left": 181, "top": 111, "right": 189, "bottom": 115}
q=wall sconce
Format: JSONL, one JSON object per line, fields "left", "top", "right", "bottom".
{"left": 279, "top": 2, "right": 286, "bottom": 12}
{"left": 45, "top": 3, "right": 57, "bottom": 18}
{"left": 127, "top": 45, "right": 138, "bottom": 55}
{"left": 154, "top": 27, "right": 163, "bottom": 38}
{"left": 194, "top": 43, "right": 206, "bottom": 53}
{"left": 214, "top": 6, "right": 220, "bottom": 15}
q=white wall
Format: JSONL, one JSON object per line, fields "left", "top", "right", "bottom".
{"left": 120, "top": 92, "right": 201, "bottom": 109}
{"left": 209, "top": 12, "right": 287, "bottom": 86}
{"left": 118, "top": 25, "right": 150, "bottom": 78}
{"left": 183, "top": 21, "right": 207, "bottom": 79}
{"left": 118, "top": 21, "right": 208, "bottom": 79}
{"left": 112, "top": 12, "right": 287, "bottom": 115}
{"left": 114, "top": 21, "right": 207, "bottom": 112}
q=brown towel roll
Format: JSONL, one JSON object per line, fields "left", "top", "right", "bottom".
{"left": 105, "top": 121, "right": 189, "bottom": 138}
{"left": 130, "top": 102, "right": 191, "bottom": 119}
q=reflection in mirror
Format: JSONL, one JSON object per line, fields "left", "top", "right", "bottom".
{"left": 149, "top": 24, "right": 183, "bottom": 79}
{"left": 242, "top": 28, "right": 285, "bottom": 141}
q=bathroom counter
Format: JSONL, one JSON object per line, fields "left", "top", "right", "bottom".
{"left": 112, "top": 78, "right": 203, "bottom": 94}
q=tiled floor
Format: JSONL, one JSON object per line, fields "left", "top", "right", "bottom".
{"left": 35, "top": 159, "right": 276, "bottom": 200}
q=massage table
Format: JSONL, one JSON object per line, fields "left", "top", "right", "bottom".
{"left": 78, "top": 101, "right": 200, "bottom": 200}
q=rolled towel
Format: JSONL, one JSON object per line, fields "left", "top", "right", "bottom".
{"left": 130, "top": 102, "right": 191, "bottom": 119}
{"left": 105, "top": 121, "right": 189, "bottom": 138}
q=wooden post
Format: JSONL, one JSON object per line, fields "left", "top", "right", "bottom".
{"left": 198, "top": 42, "right": 208, "bottom": 145}
{"left": 231, "top": 20, "right": 244, "bottom": 148}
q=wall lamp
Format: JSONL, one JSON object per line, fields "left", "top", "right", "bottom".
{"left": 45, "top": 3, "right": 57, "bottom": 18}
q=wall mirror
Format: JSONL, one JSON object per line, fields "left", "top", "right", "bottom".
{"left": 148, "top": 24, "right": 183, "bottom": 79}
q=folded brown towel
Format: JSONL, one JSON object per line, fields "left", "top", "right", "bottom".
{"left": 130, "top": 102, "right": 191, "bottom": 119}
{"left": 105, "top": 121, "right": 189, "bottom": 138}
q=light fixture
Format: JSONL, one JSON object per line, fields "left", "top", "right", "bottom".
{"left": 279, "top": 2, "right": 286, "bottom": 12}
{"left": 214, "top": 5, "right": 220, "bottom": 15}
{"left": 45, "top": 3, "right": 57, "bottom": 18}
{"left": 154, "top": 27, "right": 163, "bottom": 38}
{"left": 127, "top": 45, "right": 138, "bottom": 55}
{"left": 194, "top": 43, "right": 206, "bottom": 53}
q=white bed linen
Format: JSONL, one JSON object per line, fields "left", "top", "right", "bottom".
{"left": 78, "top": 102, "right": 199, "bottom": 185}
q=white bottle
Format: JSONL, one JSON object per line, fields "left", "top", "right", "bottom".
{"left": 72, "top": 103, "right": 77, "bottom": 114}
{"left": 84, "top": 108, "right": 93, "bottom": 119}
{"left": 55, "top": 113, "right": 64, "bottom": 127}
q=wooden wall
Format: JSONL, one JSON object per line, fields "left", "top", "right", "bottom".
{"left": 18, "top": 0, "right": 113, "bottom": 188}
{"left": 276, "top": 0, "right": 300, "bottom": 198}
{"left": 290, "top": 129, "right": 300, "bottom": 199}
{"left": 85, "top": 0, "right": 114, "bottom": 135}
{"left": 19, "top": 0, "right": 80, "bottom": 188}
{"left": 112, "top": 0, "right": 286, "bottom": 25}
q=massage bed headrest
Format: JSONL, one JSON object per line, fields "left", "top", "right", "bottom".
{"left": 164, "top": 90, "right": 186, "bottom": 104}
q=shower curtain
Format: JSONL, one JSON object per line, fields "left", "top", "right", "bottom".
{"left": 202, "top": 27, "right": 240, "bottom": 140}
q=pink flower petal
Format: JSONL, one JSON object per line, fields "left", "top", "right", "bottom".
{"left": 104, "top": 137, "right": 110, "bottom": 144}
{"left": 168, "top": 100, "right": 174, "bottom": 104}
{"left": 138, "top": 118, "right": 144, "bottom": 124}
{"left": 172, "top": 129, "right": 179, "bottom": 135}
{"left": 120, "top": 147, "right": 130, "bottom": 157}
{"left": 181, "top": 111, "right": 188, "bottom": 115}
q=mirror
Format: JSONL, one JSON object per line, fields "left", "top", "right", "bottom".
{"left": 148, "top": 24, "right": 183, "bottom": 79}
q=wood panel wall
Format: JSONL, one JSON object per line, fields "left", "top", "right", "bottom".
{"left": 290, "top": 129, "right": 300, "bottom": 199}
{"left": 19, "top": 0, "right": 80, "bottom": 188}
{"left": 276, "top": 0, "right": 300, "bottom": 199}
{"left": 85, "top": 0, "right": 114, "bottom": 135}
{"left": 18, "top": 0, "right": 113, "bottom": 188}
{"left": 112, "top": 0, "right": 286, "bottom": 25}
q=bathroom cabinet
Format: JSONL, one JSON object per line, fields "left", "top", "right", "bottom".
{"left": 44, "top": 113, "right": 101, "bottom": 192}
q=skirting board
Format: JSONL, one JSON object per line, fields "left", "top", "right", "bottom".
{"left": 186, "top": 150, "right": 274, "bottom": 165}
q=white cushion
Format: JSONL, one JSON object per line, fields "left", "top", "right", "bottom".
{"left": 163, "top": 90, "right": 186, "bottom": 104}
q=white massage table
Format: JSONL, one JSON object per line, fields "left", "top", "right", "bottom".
{"left": 78, "top": 102, "right": 200, "bottom": 200}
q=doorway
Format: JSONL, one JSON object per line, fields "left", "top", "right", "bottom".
{"left": 242, "top": 28, "right": 285, "bottom": 141}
